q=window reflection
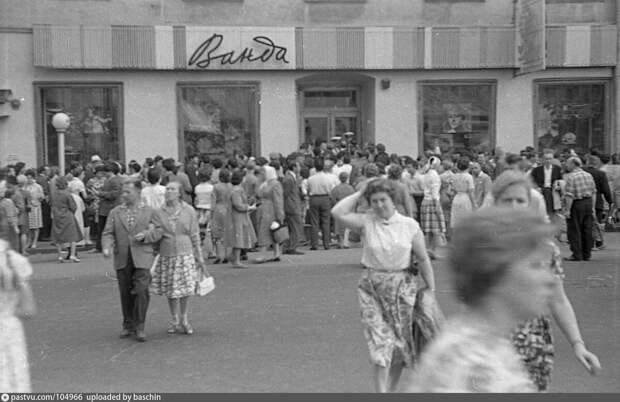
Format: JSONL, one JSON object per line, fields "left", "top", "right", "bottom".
{"left": 535, "top": 82, "right": 607, "bottom": 153}
{"left": 421, "top": 83, "right": 494, "bottom": 154}
{"left": 41, "top": 86, "right": 122, "bottom": 166}
{"left": 178, "top": 85, "right": 258, "bottom": 158}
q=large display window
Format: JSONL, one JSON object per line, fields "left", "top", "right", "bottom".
{"left": 534, "top": 80, "right": 609, "bottom": 154}
{"left": 419, "top": 81, "right": 496, "bottom": 155}
{"left": 177, "top": 83, "right": 260, "bottom": 159}
{"left": 36, "top": 84, "right": 123, "bottom": 166}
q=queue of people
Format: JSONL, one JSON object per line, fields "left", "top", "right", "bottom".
{"left": 0, "top": 140, "right": 616, "bottom": 392}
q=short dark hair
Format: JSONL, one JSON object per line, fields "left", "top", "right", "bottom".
{"left": 24, "top": 169, "right": 36, "bottom": 178}
{"left": 314, "top": 158, "right": 325, "bottom": 172}
{"left": 129, "top": 161, "right": 141, "bottom": 173}
{"left": 212, "top": 158, "right": 224, "bottom": 169}
{"left": 363, "top": 178, "right": 396, "bottom": 204}
{"left": 219, "top": 168, "right": 231, "bottom": 184}
{"left": 123, "top": 177, "right": 143, "bottom": 191}
{"left": 231, "top": 170, "right": 244, "bottom": 186}
{"left": 162, "top": 158, "right": 176, "bottom": 172}
{"left": 388, "top": 165, "right": 402, "bottom": 180}
{"left": 457, "top": 157, "right": 470, "bottom": 171}
{"left": 198, "top": 167, "right": 212, "bottom": 183}
{"left": 147, "top": 167, "right": 161, "bottom": 184}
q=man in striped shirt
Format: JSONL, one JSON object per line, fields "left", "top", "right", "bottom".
{"left": 562, "top": 157, "right": 596, "bottom": 262}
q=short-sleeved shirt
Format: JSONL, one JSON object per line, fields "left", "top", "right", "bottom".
{"left": 307, "top": 172, "right": 339, "bottom": 196}
{"left": 194, "top": 182, "right": 214, "bottom": 209}
{"left": 564, "top": 168, "right": 595, "bottom": 200}
{"left": 361, "top": 212, "right": 420, "bottom": 271}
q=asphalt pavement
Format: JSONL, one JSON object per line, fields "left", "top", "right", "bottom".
{"left": 21, "top": 234, "right": 620, "bottom": 392}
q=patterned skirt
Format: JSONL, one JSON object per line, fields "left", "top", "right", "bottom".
{"left": 150, "top": 254, "right": 198, "bottom": 299}
{"left": 420, "top": 198, "right": 446, "bottom": 234}
{"left": 358, "top": 268, "right": 418, "bottom": 368}
{"left": 28, "top": 206, "right": 43, "bottom": 230}
{"left": 512, "top": 315, "right": 554, "bottom": 392}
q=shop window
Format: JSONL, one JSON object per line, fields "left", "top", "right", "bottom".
{"left": 178, "top": 83, "right": 259, "bottom": 159}
{"left": 534, "top": 81, "right": 608, "bottom": 154}
{"left": 37, "top": 84, "right": 123, "bottom": 166}
{"left": 419, "top": 82, "right": 495, "bottom": 155}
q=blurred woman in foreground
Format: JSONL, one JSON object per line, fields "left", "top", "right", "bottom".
{"left": 408, "top": 207, "right": 554, "bottom": 392}
{"left": 491, "top": 170, "right": 601, "bottom": 391}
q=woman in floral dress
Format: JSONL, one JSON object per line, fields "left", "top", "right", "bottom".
{"left": 151, "top": 181, "right": 206, "bottom": 335}
{"left": 332, "top": 178, "right": 436, "bottom": 393}
{"left": 24, "top": 170, "right": 44, "bottom": 250}
{"left": 489, "top": 170, "right": 601, "bottom": 391}
{"left": 0, "top": 238, "right": 36, "bottom": 392}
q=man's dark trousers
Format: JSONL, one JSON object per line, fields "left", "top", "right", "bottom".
{"left": 117, "top": 253, "right": 151, "bottom": 331}
{"left": 566, "top": 198, "right": 594, "bottom": 261}
{"left": 309, "top": 195, "right": 331, "bottom": 249}
{"left": 285, "top": 212, "right": 303, "bottom": 251}
{"left": 542, "top": 187, "right": 554, "bottom": 216}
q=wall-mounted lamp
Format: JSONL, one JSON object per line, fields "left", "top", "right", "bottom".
{"left": 380, "top": 79, "right": 391, "bottom": 90}
{"left": 0, "top": 89, "right": 24, "bottom": 110}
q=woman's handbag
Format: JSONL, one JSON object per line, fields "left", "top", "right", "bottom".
{"left": 413, "top": 288, "right": 445, "bottom": 355}
{"left": 270, "top": 221, "right": 290, "bottom": 244}
{"left": 195, "top": 273, "right": 215, "bottom": 296}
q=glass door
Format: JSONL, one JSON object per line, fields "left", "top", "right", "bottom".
{"left": 303, "top": 113, "right": 359, "bottom": 147}
{"left": 300, "top": 88, "right": 361, "bottom": 148}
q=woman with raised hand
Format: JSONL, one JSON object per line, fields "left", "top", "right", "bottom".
{"left": 332, "top": 178, "right": 436, "bottom": 393}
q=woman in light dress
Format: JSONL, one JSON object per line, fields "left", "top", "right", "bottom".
{"left": 332, "top": 178, "right": 436, "bottom": 393}
{"left": 254, "top": 165, "right": 285, "bottom": 263}
{"left": 449, "top": 157, "right": 477, "bottom": 228}
{"left": 0, "top": 238, "right": 36, "bottom": 392}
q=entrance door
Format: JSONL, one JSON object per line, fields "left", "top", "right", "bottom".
{"left": 303, "top": 112, "right": 358, "bottom": 147}
{"left": 300, "top": 88, "right": 361, "bottom": 148}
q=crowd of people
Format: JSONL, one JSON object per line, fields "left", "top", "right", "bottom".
{"left": 1, "top": 138, "right": 618, "bottom": 392}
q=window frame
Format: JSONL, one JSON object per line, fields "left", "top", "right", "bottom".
{"left": 532, "top": 78, "right": 613, "bottom": 153}
{"left": 417, "top": 80, "right": 497, "bottom": 155}
{"left": 33, "top": 81, "right": 125, "bottom": 167}
{"left": 176, "top": 81, "right": 261, "bottom": 161}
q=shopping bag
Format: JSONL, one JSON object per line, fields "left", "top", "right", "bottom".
{"left": 270, "top": 222, "right": 290, "bottom": 244}
{"left": 195, "top": 274, "right": 215, "bottom": 296}
{"left": 413, "top": 288, "right": 445, "bottom": 354}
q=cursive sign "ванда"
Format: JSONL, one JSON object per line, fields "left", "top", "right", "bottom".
{"left": 188, "top": 33, "right": 290, "bottom": 68}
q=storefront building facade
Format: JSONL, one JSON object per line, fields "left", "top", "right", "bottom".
{"left": 0, "top": 0, "right": 618, "bottom": 167}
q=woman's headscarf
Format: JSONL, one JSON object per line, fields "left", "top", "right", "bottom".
{"left": 264, "top": 165, "right": 278, "bottom": 182}
{"left": 422, "top": 156, "right": 441, "bottom": 174}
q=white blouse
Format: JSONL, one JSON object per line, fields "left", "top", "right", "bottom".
{"left": 423, "top": 170, "right": 441, "bottom": 200}
{"left": 360, "top": 212, "right": 420, "bottom": 271}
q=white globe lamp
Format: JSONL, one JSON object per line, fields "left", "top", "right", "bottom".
{"left": 51, "top": 112, "right": 70, "bottom": 175}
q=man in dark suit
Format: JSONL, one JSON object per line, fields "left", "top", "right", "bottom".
{"left": 282, "top": 160, "right": 304, "bottom": 255}
{"left": 530, "top": 151, "right": 563, "bottom": 217}
{"left": 102, "top": 178, "right": 163, "bottom": 342}
{"left": 584, "top": 155, "right": 613, "bottom": 249}
{"left": 97, "top": 162, "right": 123, "bottom": 252}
